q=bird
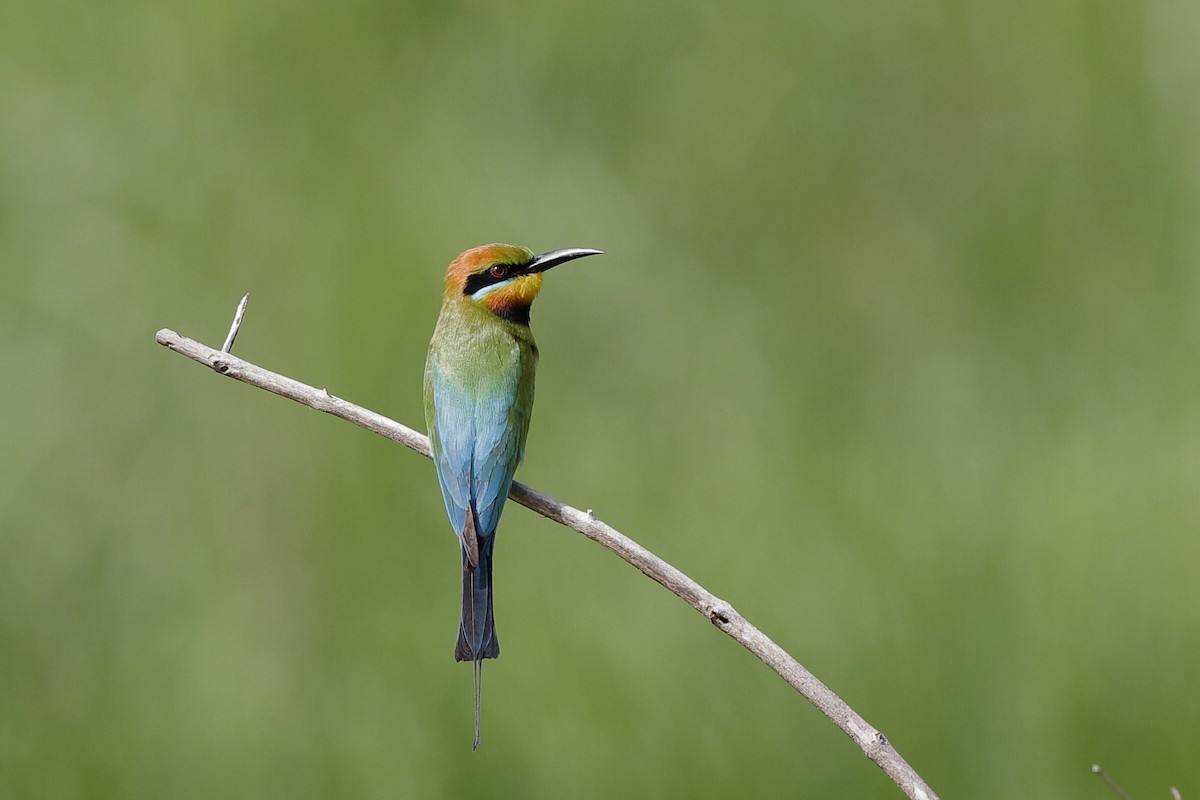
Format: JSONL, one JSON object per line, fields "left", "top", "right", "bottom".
{"left": 423, "top": 243, "right": 603, "bottom": 749}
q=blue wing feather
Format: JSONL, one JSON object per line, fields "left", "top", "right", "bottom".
{"left": 428, "top": 364, "right": 527, "bottom": 545}
{"left": 428, "top": 375, "right": 473, "bottom": 536}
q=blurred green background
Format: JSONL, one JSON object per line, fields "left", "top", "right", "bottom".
{"left": 2, "top": 0, "right": 1197, "bottom": 797}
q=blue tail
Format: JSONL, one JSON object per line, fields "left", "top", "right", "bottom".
{"left": 456, "top": 538, "right": 498, "bottom": 749}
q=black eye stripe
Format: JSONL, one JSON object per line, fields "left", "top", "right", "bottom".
{"left": 463, "top": 262, "right": 527, "bottom": 296}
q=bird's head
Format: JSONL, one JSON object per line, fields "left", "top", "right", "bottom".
{"left": 445, "top": 243, "right": 603, "bottom": 323}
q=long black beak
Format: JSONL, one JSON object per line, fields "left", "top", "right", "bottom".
{"left": 526, "top": 247, "right": 604, "bottom": 274}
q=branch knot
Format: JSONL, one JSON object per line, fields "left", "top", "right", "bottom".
{"left": 704, "top": 599, "right": 735, "bottom": 626}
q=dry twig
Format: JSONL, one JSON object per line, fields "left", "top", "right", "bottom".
{"left": 221, "top": 293, "right": 250, "bottom": 353}
{"left": 155, "top": 306, "right": 940, "bottom": 800}
{"left": 1092, "top": 765, "right": 1135, "bottom": 800}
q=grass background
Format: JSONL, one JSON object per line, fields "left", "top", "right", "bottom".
{"left": 2, "top": 1, "right": 1197, "bottom": 797}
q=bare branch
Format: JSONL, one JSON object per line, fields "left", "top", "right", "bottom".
{"left": 155, "top": 325, "right": 940, "bottom": 800}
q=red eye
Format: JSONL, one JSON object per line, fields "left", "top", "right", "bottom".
{"left": 489, "top": 264, "right": 508, "bottom": 278}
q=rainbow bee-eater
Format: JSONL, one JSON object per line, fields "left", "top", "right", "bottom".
{"left": 424, "top": 243, "right": 603, "bottom": 748}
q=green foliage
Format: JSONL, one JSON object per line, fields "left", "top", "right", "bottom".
{"left": 2, "top": 0, "right": 1197, "bottom": 796}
